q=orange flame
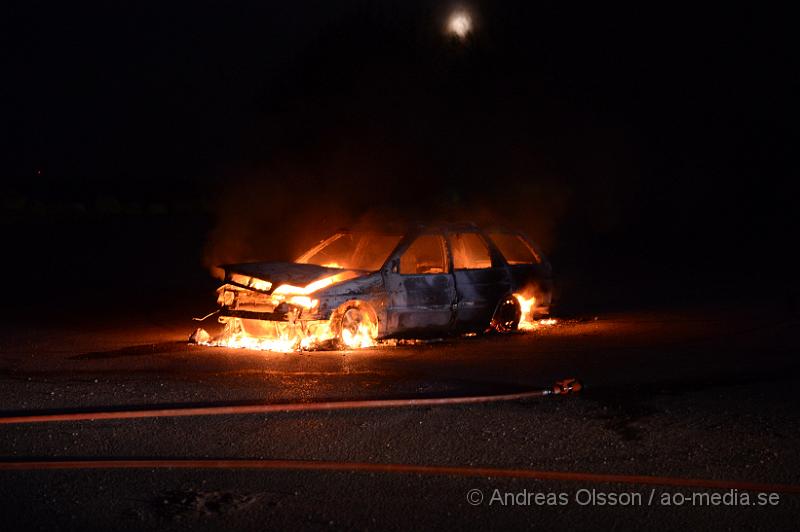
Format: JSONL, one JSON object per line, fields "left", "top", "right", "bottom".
{"left": 513, "top": 293, "right": 557, "bottom": 330}
{"left": 202, "top": 272, "right": 377, "bottom": 352}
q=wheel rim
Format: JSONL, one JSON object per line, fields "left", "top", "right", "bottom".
{"left": 341, "top": 308, "right": 363, "bottom": 337}
{"left": 337, "top": 306, "right": 377, "bottom": 349}
{"left": 490, "top": 297, "right": 521, "bottom": 333}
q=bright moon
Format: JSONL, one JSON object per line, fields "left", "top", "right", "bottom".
{"left": 447, "top": 11, "right": 472, "bottom": 39}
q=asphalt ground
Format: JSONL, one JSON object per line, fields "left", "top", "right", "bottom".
{"left": 0, "top": 304, "right": 798, "bottom": 530}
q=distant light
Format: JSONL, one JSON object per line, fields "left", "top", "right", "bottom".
{"left": 446, "top": 10, "right": 472, "bottom": 39}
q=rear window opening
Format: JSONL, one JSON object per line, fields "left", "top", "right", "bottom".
{"left": 489, "top": 232, "right": 541, "bottom": 264}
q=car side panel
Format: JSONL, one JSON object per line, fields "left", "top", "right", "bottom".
{"left": 383, "top": 272, "right": 456, "bottom": 336}
{"left": 452, "top": 267, "right": 511, "bottom": 332}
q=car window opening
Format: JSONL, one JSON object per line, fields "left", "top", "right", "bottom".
{"left": 488, "top": 232, "right": 540, "bottom": 264}
{"left": 400, "top": 235, "right": 448, "bottom": 275}
{"left": 451, "top": 232, "right": 492, "bottom": 270}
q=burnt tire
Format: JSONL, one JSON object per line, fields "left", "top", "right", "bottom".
{"left": 331, "top": 302, "right": 378, "bottom": 349}
{"left": 489, "top": 296, "right": 521, "bottom": 333}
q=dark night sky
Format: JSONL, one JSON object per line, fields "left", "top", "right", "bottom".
{"left": 2, "top": 1, "right": 798, "bottom": 310}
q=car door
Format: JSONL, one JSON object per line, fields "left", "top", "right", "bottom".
{"left": 382, "top": 233, "right": 456, "bottom": 336}
{"left": 447, "top": 230, "right": 512, "bottom": 332}
{"left": 486, "top": 230, "right": 554, "bottom": 312}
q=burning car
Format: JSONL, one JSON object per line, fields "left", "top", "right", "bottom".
{"left": 196, "top": 223, "right": 553, "bottom": 351}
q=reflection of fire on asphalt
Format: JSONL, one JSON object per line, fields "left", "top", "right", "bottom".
{"left": 190, "top": 223, "right": 556, "bottom": 353}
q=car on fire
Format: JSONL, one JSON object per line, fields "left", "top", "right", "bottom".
{"left": 205, "top": 223, "right": 553, "bottom": 351}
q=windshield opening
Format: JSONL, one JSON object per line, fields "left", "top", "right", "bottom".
{"left": 297, "top": 232, "right": 402, "bottom": 271}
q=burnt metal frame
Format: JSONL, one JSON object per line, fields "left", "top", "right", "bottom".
{"left": 217, "top": 223, "right": 550, "bottom": 331}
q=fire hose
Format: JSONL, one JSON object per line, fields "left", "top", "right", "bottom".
{"left": 1, "top": 377, "right": 799, "bottom": 494}
{"left": 1, "top": 459, "right": 799, "bottom": 494}
{"left": 0, "top": 379, "right": 581, "bottom": 425}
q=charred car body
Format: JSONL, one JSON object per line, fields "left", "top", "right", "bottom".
{"left": 208, "top": 223, "right": 553, "bottom": 350}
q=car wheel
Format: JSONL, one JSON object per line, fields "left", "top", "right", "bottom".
{"left": 333, "top": 303, "right": 378, "bottom": 349}
{"left": 489, "top": 296, "right": 521, "bottom": 333}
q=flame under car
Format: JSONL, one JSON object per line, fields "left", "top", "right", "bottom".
{"left": 207, "top": 223, "right": 553, "bottom": 351}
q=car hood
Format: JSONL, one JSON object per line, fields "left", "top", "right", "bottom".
{"left": 221, "top": 261, "right": 364, "bottom": 291}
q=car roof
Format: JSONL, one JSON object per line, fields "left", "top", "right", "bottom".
{"left": 334, "top": 221, "right": 520, "bottom": 235}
